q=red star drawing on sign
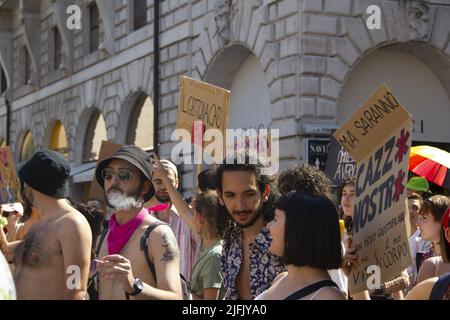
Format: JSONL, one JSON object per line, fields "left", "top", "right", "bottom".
{"left": 393, "top": 170, "right": 406, "bottom": 203}
{"left": 394, "top": 129, "right": 410, "bottom": 163}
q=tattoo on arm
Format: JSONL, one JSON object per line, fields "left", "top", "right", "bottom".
{"left": 160, "top": 233, "right": 178, "bottom": 263}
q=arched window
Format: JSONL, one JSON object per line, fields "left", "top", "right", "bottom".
{"left": 0, "top": 66, "right": 6, "bottom": 94}
{"left": 228, "top": 54, "right": 272, "bottom": 131}
{"left": 83, "top": 111, "right": 107, "bottom": 162}
{"left": 49, "top": 120, "right": 68, "bottom": 157}
{"left": 133, "top": 0, "right": 147, "bottom": 30}
{"left": 52, "top": 27, "right": 63, "bottom": 70}
{"left": 127, "top": 96, "right": 154, "bottom": 151}
{"left": 20, "top": 132, "right": 35, "bottom": 162}
{"left": 88, "top": 3, "right": 100, "bottom": 53}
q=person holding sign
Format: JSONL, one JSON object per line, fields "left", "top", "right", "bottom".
{"left": 150, "top": 154, "right": 228, "bottom": 300}
{"left": 415, "top": 195, "right": 450, "bottom": 284}
{"left": 406, "top": 208, "right": 450, "bottom": 300}
{"left": 0, "top": 149, "right": 92, "bottom": 299}
{"left": 149, "top": 159, "right": 200, "bottom": 283}
{"left": 255, "top": 191, "right": 345, "bottom": 300}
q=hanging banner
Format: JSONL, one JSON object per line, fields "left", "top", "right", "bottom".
{"left": 0, "top": 147, "right": 22, "bottom": 204}
{"left": 333, "top": 84, "right": 413, "bottom": 293}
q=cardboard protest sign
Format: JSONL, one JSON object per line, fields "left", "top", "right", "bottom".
{"left": 177, "top": 76, "right": 230, "bottom": 149}
{"left": 325, "top": 135, "right": 356, "bottom": 186}
{"left": 89, "top": 140, "right": 122, "bottom": 202}
{"left": 333, "top": 84, "right": 413, "bottom": 293}
{"left": 0, "top": 147, "right": 22, "bottom": 204}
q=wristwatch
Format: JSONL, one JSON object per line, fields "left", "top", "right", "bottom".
{"left": 126, "top": 278, "right": 144, "bottom": 296}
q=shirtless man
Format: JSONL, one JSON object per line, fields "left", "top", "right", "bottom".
{"left": 216, "top": 154, "right": 285, "bottom": 300}
{"left": 0, "top": 149, "right": 92, "bottom": 299}
{"left": 94, "top": 145, "right": 182, "bottom": 300}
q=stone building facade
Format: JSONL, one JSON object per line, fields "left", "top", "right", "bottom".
{"left": 0, "top": 0, "right": 449, "bottom": 200}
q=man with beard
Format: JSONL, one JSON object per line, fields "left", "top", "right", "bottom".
{"left": 150, "top": 159, "right": 199, "bottom": 283}
{"left": 216, "top": 154, "right": 285, "bottom": 300}
{"left": 0, "top": 149, "right": 92, "bottom": 299}
{"left": 94, "top": 145, "right": 182, "bottom": 300}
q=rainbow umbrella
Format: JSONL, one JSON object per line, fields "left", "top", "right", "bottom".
{"left": 409, "top": 146, "right": 450, "bottom": 189}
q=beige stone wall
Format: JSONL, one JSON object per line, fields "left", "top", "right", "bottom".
{"left": 0, "top": 0, "right": 448, "bottom": 196}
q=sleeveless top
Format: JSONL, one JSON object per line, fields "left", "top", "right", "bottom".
{"left": 429, "top": 272, "right": 450, "bottom": 300}
{"left": 284, "top": 280, "right": 339, "bottom": 300}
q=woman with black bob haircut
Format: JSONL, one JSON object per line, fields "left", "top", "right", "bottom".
{"left": 255, "top": 191, "right": 346, "bottom": 300}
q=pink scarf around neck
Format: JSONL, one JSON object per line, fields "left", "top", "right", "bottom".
{"left": 107, "top": 208, "right": 148, "bottom": 255}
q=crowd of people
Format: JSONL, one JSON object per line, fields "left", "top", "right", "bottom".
{"left": 0, "top": 144, "right": 449, "bottom": 300}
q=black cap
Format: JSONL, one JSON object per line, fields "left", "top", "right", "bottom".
{"left": 19, "top": 148, "right": 71, "bottom": 198}
{"left": 95, "top": 145, "right": 155, "bottom": 202}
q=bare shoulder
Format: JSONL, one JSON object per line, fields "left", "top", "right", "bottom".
{"left": 313, "top": 287, "right": 346, "bottom": 300}
{"left": 56, "top": 207, "right": 91, "bottom": 235}
{"left": 406, "top": 277, "right": 438, "bottom": 300}
{"left": 272, "top": 271, "right": 287, "bottom": 285}
{"left": 145, "top": 222, "right": 179, "bottom": 263}
{"left": 417, "top": 258, "right": 437, "bottom": 281}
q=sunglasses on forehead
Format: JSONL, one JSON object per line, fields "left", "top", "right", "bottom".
{"left": 101, "top": 167, "right": 134, "bottom": 182}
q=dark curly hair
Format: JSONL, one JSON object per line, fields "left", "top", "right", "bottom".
{"left": 198, "top": 168, "right": 217, "bottom": 192}
{"left": 276, "top": 162, "right": 333, "bottom": 200}
{"left": 215, "top": 153, "right": 278, "bottom": 223}
{"left": 194, "top": 190, "right": 230, "bottom": 239}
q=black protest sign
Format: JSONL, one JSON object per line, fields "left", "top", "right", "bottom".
{"left": 325, "top": 135, "right": 356, "bottom": 186}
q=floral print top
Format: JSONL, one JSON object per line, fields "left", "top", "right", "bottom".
{"left": 221, "top": 224, "right": 285, "bottom": 300}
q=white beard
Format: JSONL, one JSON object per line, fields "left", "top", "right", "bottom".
{"left": 107, "top": 190, "right": 143, "bottom": 212}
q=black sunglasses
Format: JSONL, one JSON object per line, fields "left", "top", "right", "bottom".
{"left": 101, "top": 168, "right": 134, "bottom": 182}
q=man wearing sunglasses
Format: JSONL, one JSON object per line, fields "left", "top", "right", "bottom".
{"left": 94, "top": 145, "right": 183, "bottom": 300}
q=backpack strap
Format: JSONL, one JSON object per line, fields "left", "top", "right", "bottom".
{"left": 284, "top": 280, "right": 338, "bottom": 300}
{"left": 429, "top": 273, "right": 450, "bottom": 300}
{"left": 140, "top": 221, "right": 168, "bottom": 285}
{"left": 95, "top": 227, "right": 109, "bottom": 258}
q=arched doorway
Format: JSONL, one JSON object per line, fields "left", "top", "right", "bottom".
{"left": 48, "top": 120, "right": 69, "bottom": 157}
{"left": 126, "top": 95, "right": 154, "bottom": 151}
{"left": 205, "top": 46, "right": 272, "bottom": 131}
{"left": 70, "top": 109, "right": 108, "bottom": 203}
{"left": 338, "top": 47, "right": 450, "bottom": 152}
{"left": 83, "top": 111, "right": 107, "bottom": 162}
{"left": 20, "top": 131, "right": 35, "bottom": 162}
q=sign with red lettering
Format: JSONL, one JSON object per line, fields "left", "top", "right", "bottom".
{"left": 177, "top": 76, "right": 230, "bottom": 149}
{"left": 0, "top": 147, "right": 22, "bottom": 204}
{"left": 334, "top": 84, "right": 413, "bottom": 293}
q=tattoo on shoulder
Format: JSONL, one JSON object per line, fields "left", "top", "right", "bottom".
{"left": 161, "top": 233, "right": 178, "bottom": 263}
